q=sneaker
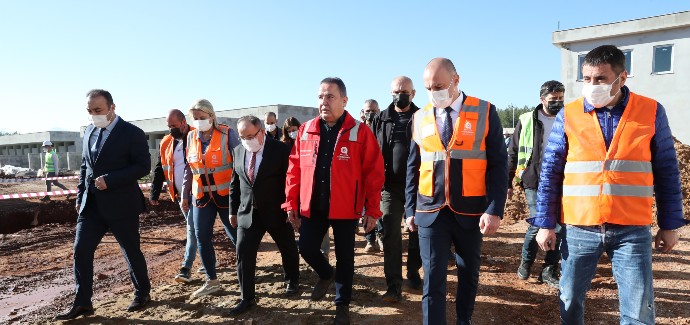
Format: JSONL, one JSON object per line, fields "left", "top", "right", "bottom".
{"left": 540, "top": 265, "right": 560, "bottom": 288}
{"left": 376, "top": 233, "right": 385, "bottom": 252}
{"left": 174, "top": 267, "right": 192, "bottom": 283}
{"left": 192, "top": 279, "right": 221, "bottom": 298}
{"left": 363, "top": 241, "right": 377, "bottom": 253}
{"left": 382, "top": 288, "right": 402, "bottom": 303}
{"left": 517, "top": 260, "right": 532, "bottom": 280}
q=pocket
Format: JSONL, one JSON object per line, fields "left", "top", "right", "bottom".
{"left": 419, "top": 161, "right": 434, "bottom": 196}
{"left": 454, "top": 111, "right": 479, "bottom": 149}
{"left": 462, "top": 159, "right": 487, "bottom": 196}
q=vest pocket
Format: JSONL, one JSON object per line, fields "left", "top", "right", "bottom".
{"left": 462, "top": 159, "right": 487, "bottom": 196}
{"left": 419, "top": 161, "right": 434, "bottom": 196}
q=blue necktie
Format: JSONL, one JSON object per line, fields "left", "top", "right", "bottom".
{"left": 441, "top": 107, "right": 453, "bottom": 148}
{"left": 91, "top": 128, "right": 104, "bottom": 163}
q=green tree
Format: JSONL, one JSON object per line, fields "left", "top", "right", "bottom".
{"left": 497, "top": 105, "right": 534, "bottom": 128}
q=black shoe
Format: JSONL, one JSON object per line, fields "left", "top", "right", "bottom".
{"left": 127, "top": 294, "right": 151, "bottom": 312}
{"left": 382, "top": 288, "right": 402, "bottom": 303}
{"left": 334, "top": 305, "right": 350, "bottom": 325}
{"left": 285, "top": 282, "right": 300, "bottom": 297}
{"left": 540, "top": 265, "right": 560, "bottom": 288}
{"left": 406, "top": 271, "right": 422, "bottom": 290}
{"left": 310, "top": 273, "right": 335, "bottom": 301}
{"left": 175, "top": 267, "right": 192, "bottom": 283}
{"left": 40, "top": 196, "right": 50, "bottom": 201}
{"left": 54, "top": 305, "right": 94, "bottom": 320}
{"left": 517, "top": 260, "right": 532, "bottom": 280}
{"left": 228, "top": 299, "right": 256, "bottom": 316}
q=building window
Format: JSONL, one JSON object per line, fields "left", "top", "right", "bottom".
{"left": 622, "top": 49, "right": 632, "bottom": 76}
{"left": 577, "top": 54, "right": 586, "bottom": 81}
{"left": 653, "top": 45, "right": 673, "bottom": 74}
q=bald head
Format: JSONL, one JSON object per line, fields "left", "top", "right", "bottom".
{"left": 166, "top": 109, "right": 189, "bottom": 136}
{"left": 390, "top": 76, "right": 416, "bottom": 111}
{"left": 391, "top": 76, "right": 414, "bottom": 90}
{"left": 426, "top": 57, "right": 457, "bottom": 75}
{"left": 167, "top": 109, "right": 186, "bottom": 123}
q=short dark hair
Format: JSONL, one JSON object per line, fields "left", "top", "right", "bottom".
{"left": 238, "top": 115, "right": 264, "bottom": 129}
{"left": 86, "top": 89, "right": 114, "bottom": 106}
{"left": 264, "top": 111, "right": 277, "bottom": 119}
{"left": 169, "top": 109, "right": 186, "bottom": 122}
{"left": 583, "top": 45, "right": 626, "bottom": 74}
{"left": 540, "top": 80, "right": 565, "bottom": 98}
{"left": 321, "top": 77, "right": 347, "bottom": 97}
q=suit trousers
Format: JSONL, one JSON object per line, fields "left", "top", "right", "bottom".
{"left": 236, "top": 214, "right": 300, "bottom": 301}
{"left": 418, "top": 207, "right": 482, "bottom": 325}
{"left": 73, "top": 197, "right": 150, "bottom": 306}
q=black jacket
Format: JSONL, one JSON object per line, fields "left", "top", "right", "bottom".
{"left": 230, "top": 137, "right": 290, "bottom": 229}
{"left": 507, "top": 105, "right": 546, "bottom": 190}
{"left": 372, "top": 102, "right": 420, "bottom": 194}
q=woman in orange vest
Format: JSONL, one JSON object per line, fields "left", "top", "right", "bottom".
{"left": 185, "top": 99, "right": 240, "bottom": 298}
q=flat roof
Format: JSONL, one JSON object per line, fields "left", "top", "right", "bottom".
{"left": 553, "top": 10, "right": 690, "bottom": 46}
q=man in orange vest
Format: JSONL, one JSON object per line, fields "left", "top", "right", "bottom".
{"left": 150, "top": 109, "right": 199, "bottom": 283}
{"left": 406, "top": 58, "right": 508, "bottom": 325}
{"left": 534, "top": 45, "right": 688, "bottom": 324}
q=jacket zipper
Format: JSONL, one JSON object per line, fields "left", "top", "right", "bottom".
{"left": 353, "top": 181, "right": 359, "bottom": 214}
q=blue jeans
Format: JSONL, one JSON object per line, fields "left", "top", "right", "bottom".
{"left": 522, "top": 189, "right": 561, "bottom": 267}
{"left": 560, "top": 224, "right": 655, "bottom": 325}
{"left": 193, "top": 199, "right": 237, "bottom": 280}
{"left": 177, "top": 199, "right": 197, "bottom": 270}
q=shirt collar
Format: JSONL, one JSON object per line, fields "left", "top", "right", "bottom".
{"left": 436, "top": 92, "right": 465, "bottom": 114}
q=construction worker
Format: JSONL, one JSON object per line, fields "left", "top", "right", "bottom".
{"left": 41, "top": 140, "right": 68, "bottom": 200}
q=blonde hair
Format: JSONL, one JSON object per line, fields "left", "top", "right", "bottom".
{"left": 188, "top": 99, "right": 221, "bottom": 131}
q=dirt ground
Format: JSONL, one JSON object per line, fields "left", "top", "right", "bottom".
{"left": 1, "top": 140, "right": 690, "bottom": 324}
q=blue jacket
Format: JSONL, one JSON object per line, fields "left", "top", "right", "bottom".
{"left": 531, "top": 86, "right": 688, "bottom": 230}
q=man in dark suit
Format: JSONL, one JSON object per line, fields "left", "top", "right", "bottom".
{"left": 228, "top": 115, "right": 300, "bottom": 316}
{"left": 55, "top": 89, "right": 152, "bottom": 320}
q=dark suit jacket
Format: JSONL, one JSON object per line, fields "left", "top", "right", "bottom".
{"left": 230, "top": 137, "right": 290, "bottom": 229}
{"left": 76, "top": 118, "right": 151, "bottom": 219}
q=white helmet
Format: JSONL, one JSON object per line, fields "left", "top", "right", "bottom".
{"left": 42, "top": 140, "right": 53, "bottom": 147}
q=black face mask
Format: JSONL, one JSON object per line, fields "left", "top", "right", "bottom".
{"left": 393, "top": 93, "right": 411, "bottom": 109}
{"left": 545, "top": 100, "right": 564, "bottom": 115}
{"left": 364, "top": 111, "right": 376, "bottom": 122}
{"left": 169, "top": 127, "right": 184, "bottom": 139}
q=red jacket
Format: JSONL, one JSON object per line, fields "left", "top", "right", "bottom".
{"left": 282, "top": 112, "right": 384, "bottom": 219}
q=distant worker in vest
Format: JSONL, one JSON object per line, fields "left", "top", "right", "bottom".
{"left": 185, "top": 99, "right": 240, "bottom": 298}
{"left": 284, "top": 77, "right": 385, "bottom": 324}
{"left": 361, "top": 99, "right": 384, "bottom": 252}
{"left": 406, "top": 58, "right": 508, "bottom": 325}
{"left": 264, "top": 111, "right": 282, "bottom": 140}
{"left": 534, "top": 45, "right": 688, "bottom": 324}
{"left": 150, "top": 109, "right": 201, "bottom": 283}
{"left": 41, "top": 140, "right": 69, "bottom": 200}
{"left": 370, "top": 76, "right": 422, "bottom": 301}
{"left": 507, "top": 80, "right": 565, "bottom": 288}
{"left": 281, "top": 116, "right": 301, "bottom": 150}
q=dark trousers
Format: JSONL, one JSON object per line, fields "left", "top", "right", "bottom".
{"left": 236, "top": 215, "right": 299, "bottom": 301}
{"left": 418, "top": 207, "right": 482, "bottom": 325}
{"left": 407, "top": 229, "right": 422, "bottom": 276}
{"left": 73, "top": 198, "right": 150, "bottom": 306}
{"left": 379, "top": 190, "right": 405, "bottom": 292}
{"left": 45, "top": 171, "right": 68, "bottom": 192}
{"left": 298, "top": 215, "right": 357, "bottom": 306}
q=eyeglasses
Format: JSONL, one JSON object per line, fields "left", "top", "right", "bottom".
{"left": 239, "top": 129, "right": 262, "bottom": 141}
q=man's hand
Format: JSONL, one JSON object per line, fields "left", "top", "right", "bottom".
{"left": 406, "top": 216, "right": 417, "bottom": 232}
{"left": 507, "top": 188, "right": 514, "bottom": 201}
{"left": 479, "top": 214, "right": 501, "bottom": 235}
{"left": 149, "top": 199, "right": 159, "bottom": 206}
{"left": 537, "top": 228, "right": 556, "bottom": 251}
{"left": 363, "top": 215, "right": 377, "bottom": 233}
{"left": 94, "top": 176, "right": 108, "bottom": 190}
{"left": 230, "top": 214, "right": 238, "bottom": 228}
{"left": 655, "top": 229, "right": 679, "bottom": 253}
{"left": 180, "top": 198, "right": 189, "bottom": 213}
{"left": 287, "top": 210, "right": 300, "bottom": 232}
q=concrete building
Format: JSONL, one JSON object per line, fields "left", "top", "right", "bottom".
{"left": 553, "top": 10, "right": 690, "bottom": 144}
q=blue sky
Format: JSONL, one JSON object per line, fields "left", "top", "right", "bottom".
{"left": 0, "top": 1, "right": 687, "bottom": 134}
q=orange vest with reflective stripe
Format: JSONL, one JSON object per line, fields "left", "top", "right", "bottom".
{"left": 562, "top": 93, "right": 656, "bottom": 226}
{"left": 412, "top": 96, "right": 489, "bottom": 216}
{"left": 186, "top": 125, "right": 233, "bottom": 199}
{"left": 159, "top": 127, "right": 195, "bottom": 201}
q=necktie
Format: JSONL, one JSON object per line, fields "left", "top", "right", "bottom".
{"left": 441, "top": 107, "right": 453, "bottom": 148}
{"left": 248, "top": 151, "right": 257, "bottom": 183}
{"left": 91, "top": 128, "right": 105, "bottom": 163}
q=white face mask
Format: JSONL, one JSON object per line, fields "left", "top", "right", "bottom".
{"left": 88, "top": 109, "right": 113, "bottom": 128}
{"left": 429, "top": 81, "right": 456, "bottom": 108}
{"left": 266, "top": 124, "right": 277, "bottom": 132}
{"left": 288, "top": 131, "right": 298, "bottom": 139}
{"left": 193, "top": 119, "right": 212, "bottom": 132}
{"left": 241, "top": 136, "right": 263, "bottom": 153}
{"left": 581, "top": 75, "right": 621, "bottom": 108}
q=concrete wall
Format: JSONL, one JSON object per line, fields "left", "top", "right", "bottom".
{"left": 0, "top": 155, "right": 29, "bottom": 168}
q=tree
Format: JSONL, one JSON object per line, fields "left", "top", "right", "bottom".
{"left": 497, "top": 105, "right": 534, "bottom": 128}
{"left": 0, "top": 131, "right": 19, "bottom": 136}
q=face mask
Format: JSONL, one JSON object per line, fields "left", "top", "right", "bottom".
{"left": 364, "top": 111, "right": 376, "bottom": 122}
{"left": 169, "top": 127, "right": 184, "bottom": 139}
{"left": 193, "top": 119, "right": 212, "bottom": 132}
{"left": 88, "top": 108, "right": 113, "bottom": 128}
{"left": 429, "top": 81, "right": 455, "bottom": 108}
{"left": 266, "top": 124, "right": 277, "bottom": 132}
{"left": 394, "top": 93, "right": 411, "bottom": 109}
{"left": 581, "top": 75, "right": 621, "bottom": 108}
{"left": 289, "top": 131, "right": 298, "bottom": 139}
{"left": 545, "top": 100, "right": 564, "bottom": 115}
{"left": 241, "top": 136, "right": 263, "bottom": 153}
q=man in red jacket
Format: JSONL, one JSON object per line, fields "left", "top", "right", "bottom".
{"left": 283, "top": 77, "right": 384, "bottom": 325}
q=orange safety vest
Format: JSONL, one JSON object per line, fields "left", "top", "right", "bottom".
{"left": 186, "top": 125, "right": 233, "bottom": 199}
{"left": 412, "top": 96, "right": 489, "bottom": 215}
{"left": 159, "top": 127, "right": 195, "bottom": 201}
{"left": 562, "top": 93, "right": 656, "bottom": 226}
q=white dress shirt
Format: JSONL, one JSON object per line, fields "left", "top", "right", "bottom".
{"left": 434, "top": 94, "right": 465, "bottom": 133}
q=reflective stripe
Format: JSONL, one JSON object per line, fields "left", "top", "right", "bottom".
{"left": 602, "top": 184, "right": 654, "bottom": 197}
{"left": 301, "top": 119, "right": 315, "bottom": 141}
{"left": 420, "top": 151, "right": 446, "bottom": 162}
{"left": 469, "top": 100, "right": 489, "bottom": 151}
{"left": 161, "top": 166, "right": 173, "bottom": 171}
{"left": 565, "top": 160, "right": 652, "bottom": 173}
{"left": 449, "top": 150, "right": 486, "bottom": 160}
{"left": 562, "top": 185, "right": 601, "bottom": 196}
{"left": 189, "top": 164, "right": 232, "bottom": 175}
{"left": 202, "top": 183, "right": 231, "bottom": 192}
{"left": 349, "top": 121, "right": 360, "bottom": 141}
{"left": 220, "top": 130, "right": 229, "bottom": 164}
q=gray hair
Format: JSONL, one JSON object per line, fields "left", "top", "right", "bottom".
{"left": 237, "top": 115, "right": 264, "bottom": 129}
